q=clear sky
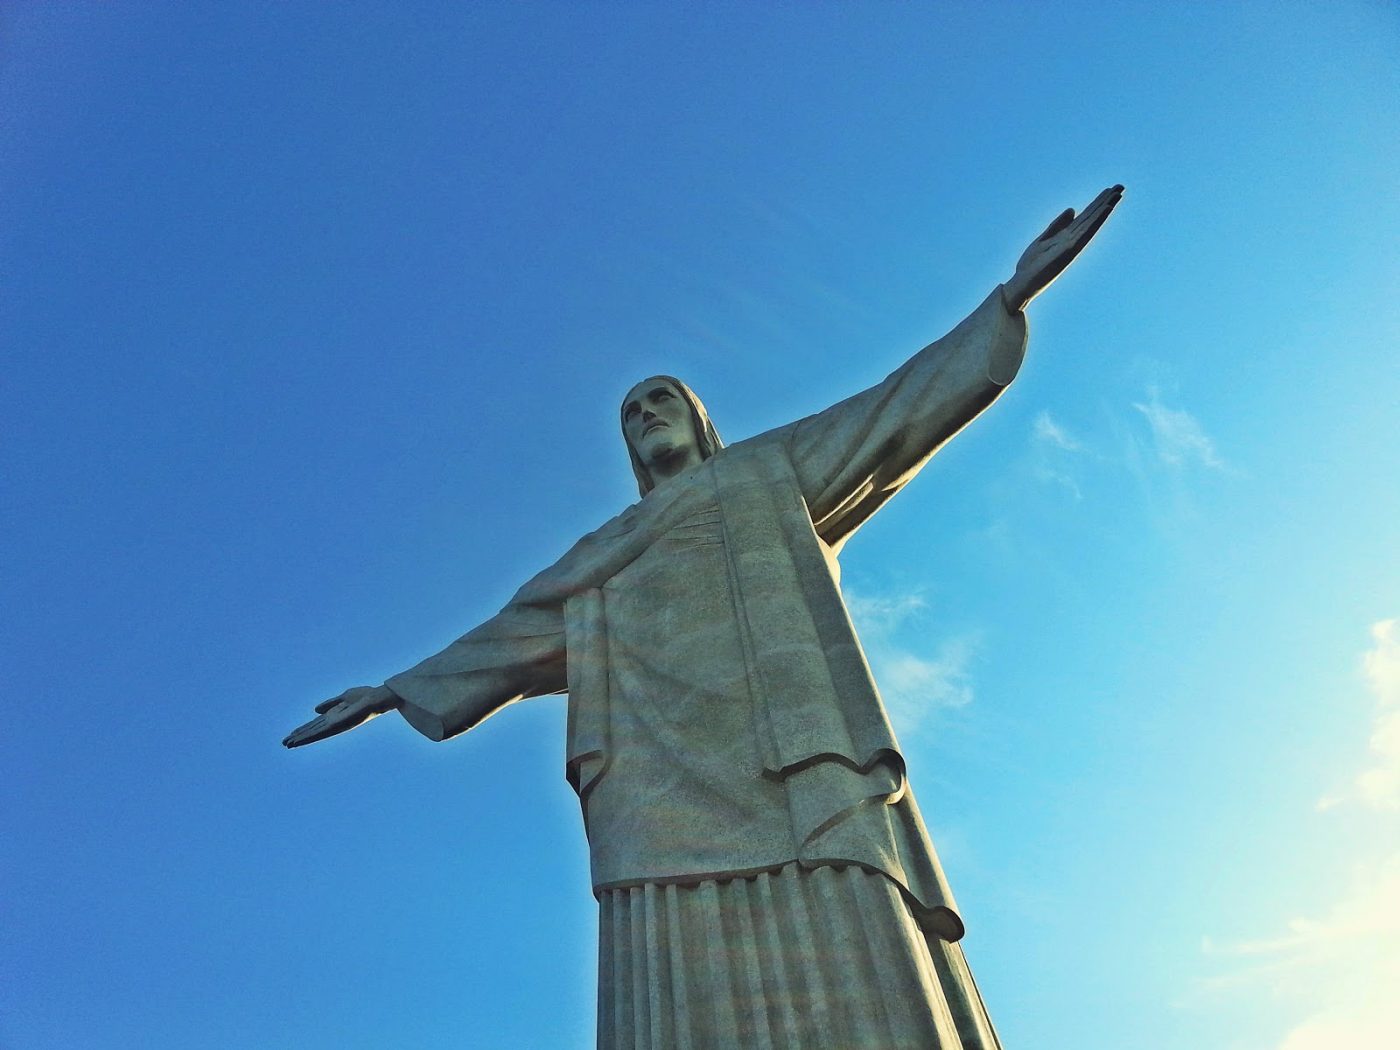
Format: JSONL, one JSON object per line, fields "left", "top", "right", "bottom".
{"left": 3, "top": 4, "right": 1397, "bottom": 1048}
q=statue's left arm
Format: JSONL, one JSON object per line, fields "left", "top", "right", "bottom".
{"left": 788, "top": 186, "right": 1121, "bottom": 548}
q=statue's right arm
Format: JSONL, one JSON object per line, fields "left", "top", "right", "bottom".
{"left": 281, "top": 664, "right": 550, "bottom": 749}
{"left": 283, "top": 603, "right": 568, "bottom": 748}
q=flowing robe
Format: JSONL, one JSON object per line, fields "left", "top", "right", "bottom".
{"left": 384, "top": 288, "right": 1027, "bottom": 1045}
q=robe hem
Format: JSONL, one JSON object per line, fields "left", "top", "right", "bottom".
{"left": 591, "top": 858, "right": 966, "bottom": 942}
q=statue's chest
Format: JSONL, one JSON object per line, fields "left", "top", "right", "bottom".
{"left": 603, "top": 500, "right": 734, "bottom": 655}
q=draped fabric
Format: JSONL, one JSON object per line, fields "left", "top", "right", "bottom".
{"left": 382, "top": 288, "right": 1030, "bottom": 1046}
{"left": 386, "top": 288, "right": 1027, "bottom": 759}
{"left": 598, "top": 863, "right": 1002, "bottom": 1050}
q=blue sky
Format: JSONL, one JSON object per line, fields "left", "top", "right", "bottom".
{"left": 3, "top": 4, "right": 1397, "bottom": 1048}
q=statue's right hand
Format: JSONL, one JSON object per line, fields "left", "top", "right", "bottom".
{"left": 1002, "top": 184, "right": 1124, "bottom": 312}
{"left": 282, "top": 685, "right": 400, "bottom": 748}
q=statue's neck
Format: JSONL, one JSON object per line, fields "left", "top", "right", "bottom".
{"left": 647, "top": 446, "right": 704, "bottom": 487}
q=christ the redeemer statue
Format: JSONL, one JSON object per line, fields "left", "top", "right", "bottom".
{"left": 285, "top": 186, "right": 1123, "bottom": 1049}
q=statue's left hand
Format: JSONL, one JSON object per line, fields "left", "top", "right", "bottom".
{"left": 282, "top": 685, "right": 400, "bottom": 748}
{"left": 1003, "top": 184, "right": 1124, "bottom": 312}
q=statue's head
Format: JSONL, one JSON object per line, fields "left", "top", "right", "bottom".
{"left": 620, "top": 375, "right": 724, "bottom": 497}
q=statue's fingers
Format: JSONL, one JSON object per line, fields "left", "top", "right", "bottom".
{"left": 285, "top": 717, "right": 323, "bottom": 745}
{"left": 1037, "top": 207, "right": 1076, "bottom": 241}
{"left": 314, "top": 696, "right": 343, "bottom": 714}
{"left": 1070, "top": 190, "right": 1122, "bottom": 246}
{"left": 1072, "top": 186, "right": 1121, "bottom": 226}
{"left": 1085, "top": 184, "right": 1124, "bottom": 211}
{"left": 1062, "top": 187, "right": 1120, "bottom": 243}
{"left": 283, "top": 715, "right": 327, "bottom": 748}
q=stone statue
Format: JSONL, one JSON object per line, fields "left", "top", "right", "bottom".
{"left": 284, "top": 186, "right": 1123, "bottom": 1049}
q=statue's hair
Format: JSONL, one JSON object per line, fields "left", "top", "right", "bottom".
{"left": 621, "top": 375, "right": 724, "bottom": 497}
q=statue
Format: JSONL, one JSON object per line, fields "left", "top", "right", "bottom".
{"left": 284, "top": 186, "right": 1124, "bottom": 1049}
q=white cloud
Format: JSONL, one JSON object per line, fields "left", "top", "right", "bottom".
{"left": 1199, "top": 620, "right": 1400, "bottom": 1048}
{"left": 1132, "top": 386, "right": 1224, "bottom": 470}
{"left": 879, "top": 638, "right": 976, "bottom": 713}
{"left": 1033, "top": 465, "right": 1083, "bottom": 501}
{"left": 1278, "top": 1014, "right": 1400, "bottom": 1050}
{"left": 1318, "top": 618, "right": 1400, "bottom": 812}
{"left": 845, "top": 591, "right": 929, "bottom": 631}
{"left": 1032, "top": 409, "right": 1082, "bottom": 451}
{"left": 1030, "top": 410, "right": 1086, "bottom": 499}
{"left": 1200, "top": 853, "right": 1400, "bottom": 1050}
{"left": 1355, "top": 619, "right": 1400, "bottom": 811}
{"left": 844, "top": 589, "right": 978, "bottom": 735}
{"left": 1364, "top": 618, "right": 1400, "bottom": 705}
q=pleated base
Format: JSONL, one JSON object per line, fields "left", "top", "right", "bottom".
{"left": 597, "top": 863, "right": 1001, "bottom": 1050}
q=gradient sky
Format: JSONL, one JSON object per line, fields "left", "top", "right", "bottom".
{"left": 4, "top": 4, "right": 1398, "bottom": 1048}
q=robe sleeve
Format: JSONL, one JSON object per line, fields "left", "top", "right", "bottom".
{"left": 786, "top": 286, "right": 1028, "bottom": 547}
{"left": 383, "top": 600, "right": 567, "bottom": 742}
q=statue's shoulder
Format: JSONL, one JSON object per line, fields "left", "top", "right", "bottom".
{"left": 584, "top": 504, "right": 642, "bottom": 542}
{"left": 706, "top": 425, "right": 800, "bottom": 487}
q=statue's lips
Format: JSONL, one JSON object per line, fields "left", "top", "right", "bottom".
{"left": 642, "top": 420, "right": 669, "bottom": 436}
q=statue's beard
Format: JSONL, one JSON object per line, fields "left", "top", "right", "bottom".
{"left": 638, "top": 425, "right": 694, "bottom": 465}
{"left": 642, "top": 436, "right": 678, "bottom": 462}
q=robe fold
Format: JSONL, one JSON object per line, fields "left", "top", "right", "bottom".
{"left": 384, "top": 287, "right": 1027, "bottom": 1040}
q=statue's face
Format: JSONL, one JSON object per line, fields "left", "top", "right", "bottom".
{"left": 622, "top": 378, "right": 698, "bottom": 469}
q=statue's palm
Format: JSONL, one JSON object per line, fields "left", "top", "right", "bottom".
{"left": 283, "top": 685, "right": 397, "bottom": 748}
{"left": 1005, "top": 184, "right": 1123, "bottom": 311}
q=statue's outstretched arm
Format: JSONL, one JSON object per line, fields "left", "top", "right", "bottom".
{"left": 284, "top": 599, "right": 568, "bottom": 749}
{"left": 785, "top": 186, "right": 1122, "bottom": 548}
{"left": 282, "top": 654, "right": 556, "bottom": 749}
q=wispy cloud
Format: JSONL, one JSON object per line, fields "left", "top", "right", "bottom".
{"left": 1321, "top": 619, "right": 1400, "bottom": 812}
{"left": 989, "top": 392, "right": 1226, "bottom": 543}
{"left": 1032, "top": 409, "right": 1083, "bottom": 452}
{"left": 1199, "top": 853, "right": 1400, "bottom": 1049}
{"left": 1132, "top": 386, "right": 1224, "bottom": 470}
{"left": 1030, "top": 409, "right": 1086, "bottom": 500}
{"left": 1199, "top": 619, "right": 1400, "bottom": 1049}
{"left": 845, "top": 591, "right": 929, "bottom": 631}
{"left": 844, "top": 589, "right": 978, "bottom": 735}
